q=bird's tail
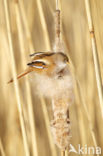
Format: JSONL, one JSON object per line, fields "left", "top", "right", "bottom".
{"left": 7, "top": 68, "right": 33, "bottom": 84}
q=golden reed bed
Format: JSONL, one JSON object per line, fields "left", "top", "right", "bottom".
{"left": 0, "top": 0, "right": 103, "bottom": 156}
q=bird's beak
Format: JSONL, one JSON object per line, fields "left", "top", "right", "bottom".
{"left": 7, "top": 68, "right": 33, "bottom": 84}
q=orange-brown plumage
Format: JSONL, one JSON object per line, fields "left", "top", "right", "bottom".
{"left": 8, "top": 52, "right": 69, "bottom": 83}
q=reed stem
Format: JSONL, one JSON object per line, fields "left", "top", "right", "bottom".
{"left": 61, "top": 150, "right": 65, "bottom": 156}
{"left": 3, "top": 0, "right": 30, "bottom": 156}
{"left": 36, "top": 0, "right": 51, "bottom": 50}
{"left": 56, "top": 0, "right": 59, "bottom": 10}
{"left": 18, "top": 0, "right": 34, "bottom": 53}
{"left": 15, "top": 2, "right": 38, "bottom": 156}
{"left": 0, "top": 139, "right": 5, "bottom": 156}
{"left": 65, "top": 150, "right": 68, "bottom": 156}
{"left": 85, "top": 0, "right": 103, "bottom": 118}
{"left": 64, "top": 34, "right": 99, "bottom": 154}
{"left": 77, "top": 80, "right": 99, "bottom": 155}
{"left": 55, "top": 0, "right": 61, "bottom": 52}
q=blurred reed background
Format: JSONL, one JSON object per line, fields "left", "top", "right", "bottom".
{"left": 0, "top": 0, "right": 103, "bottom": 156}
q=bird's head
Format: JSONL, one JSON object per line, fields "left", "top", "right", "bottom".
{"left": 28, "top": 52, "right": 69, "bottom": 77}
{"left": 8, "top": 52, "right": 69, "bottom": 83}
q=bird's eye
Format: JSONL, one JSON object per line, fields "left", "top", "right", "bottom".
{"left": 64, "top": 56, "right": 69, "bottom": 63}
{"left": 27, "top": 61, "right": 47, "bottom": 69}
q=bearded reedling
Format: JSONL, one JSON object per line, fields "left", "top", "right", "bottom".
{"left": 8, "top": 52, "right": 69, "bottom": 83}
{"left": 8, "top": 51, "right": 74, "bottom": 151}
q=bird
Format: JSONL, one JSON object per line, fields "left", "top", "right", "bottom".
{"left": 8, "top": 51, "right": 69, "bottom": 83}
{"left": 8, "top": 52, "right": 73, "bottom": 150}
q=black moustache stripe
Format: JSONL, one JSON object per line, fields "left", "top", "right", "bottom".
{"left": 27, "top": 61, "right": 46, "bottom": 66}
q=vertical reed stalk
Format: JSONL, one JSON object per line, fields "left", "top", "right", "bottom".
{"left": 0, "top": 139, "right": 5, "bottom": 156}
{"left": 84, "top": 0, "right": 103, "bottom": 118}
{"left": 18, "top": 0, "right": 57, "bottom": 155}
{"left": 61, "top": 151, "right": 65, "bottom": 156}
{"left": 63, "top": 31, "right": 100, "bottom": 153}
{"left": 76, "top": 80, "right": 99, "bottom": 148}
{"left": 55, "top": 9, "right": 61, "bottom": 52}
{"left": 18, "top": 0, "right": 34, "bottom": 53}
{"left": 63, "top": 35, "right": 100, "bottom": 156}
{"left": 56, "top": 0, "right": 59, "bottom": 10}
{"left": 65, "top": 150, "right": 68, "bottom": 156}
{"left": 36, "top": 0, "right": 51, "bottom": 50}
{"left": 3, "top": 0, "right": 30, "bottom": 156}
{"left": 15, "top": 2, "right": 38, "bottom": 156}
{"left": 55, "top": 0, "right": 62, "bottom": 52}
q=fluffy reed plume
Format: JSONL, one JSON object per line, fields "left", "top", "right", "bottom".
{"left": 50, "top": 95, "right": 72, "bottom": 150}
{"left": 49, "top": 60, "right": 73, "bottom": 150}
{"left": 49, "top": 1, "right": 74, "bottom": 151}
